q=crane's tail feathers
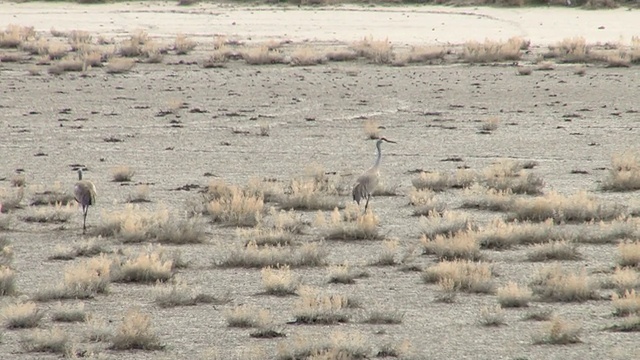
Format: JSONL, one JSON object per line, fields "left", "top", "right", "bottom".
{"left": 352, "top": 183, "right": 367, "bottom": 205}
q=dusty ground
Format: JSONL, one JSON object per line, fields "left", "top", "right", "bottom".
{"left": 1, "top": 2, "right": 640, "bottom": 360}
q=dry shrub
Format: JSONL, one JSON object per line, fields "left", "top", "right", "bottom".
{"left": 21, "top": 203, "right": 74, "bottom": 223}
{"left": 481, "top": 159, "right": 543, "bottom": 195}
{"left": 421, "top": 231, "right": 481, "bottom": 261}
{"left": 602, "top": 151, "right": 640, "bottom": 191}
{"left": 225, "top": 305, "right": 272, "bottom": 328}
{"left": 218, "top": 241, "right": 327, "bottom": 268}
{"left": 477, "top": 218, "right": 555, "bottom": 249}
{"left": 290, "top": 46, "right": 325, "bottom": 66}
{"left": 30, "top": 184, "right": 75, "bottom": 206}
{"left": 174, "top": 34, "right": 196, "bottom": 55}
{"left": 403, "top": 45, "right": 447, "bottom": 63}
{"left": 618, "top": 241, "right": 640, "bottom": 267}
{"left": 327, "top": 263, "right": 367, "bottom": 284}
{"left": 35, "top": 255, "right": 111, "bottom": 301}
{"left": 376, "top": 340, "right": 413, "bottom": 359}
{"left": 111, "top": 165, "right": 134, "bottom": 182}
{"left": 0, "top": 24, "right": 35, "bottom": 48}
{"left": 293, "top": 286, "right": 352, "bottom": 324}
{"left": 246, "top": 178, "right": 284, "bottom": 203}
{"left": 530, "top": 265, "right": 599, "bottom": 302}
{"left": 140, "top": 40, "right": 165, "bottom": 63}
{"left": 0, "top": 52, "right": 23, "bottom": 62}
{"left": 526, "top": 240, "right": 582, "bottom": 262}
{"left": 422, "top": 260, "right": 493, "bottom": 294}
{"left": 51, "top": 302, "right": 87, "bottom": 322}
{"left": 110, "top": 307, "right": 164, "bottom": 350}
{"left": 154, "top": 278, "right": 224, "bottom": 308}
{"left": 371, "top": 239, "right": 400, "bottom": 266}
{"left": 319, "top": 206, "right": 381, "bottom": 241}
{"left": 496, "top": 282, "right": 532, "bottom": 308}
{"left": 480, "top": 117, "right": 499, "bottom": 132}
{"left": 605, "top": 51, "right": 631, "bottom": 68}
{"left": 127, "top": 184, "right": 151, "bottom": 203}
{"left": 0, "top": 186, "right": 24, "bottom": 212}
{"left": 0, "top": 239, "right": 15, "bottom": 295}
{"left": 85, "top": 316, "right": 112, "bottom": 343}
{"left": 517, "top": 66, "right": 533, "bottom": 76}
{"left": 277, "top": 331, "right": 370, "bottom": 360}
{"left": 202, "top": 47, "right": 230, "bottom": 68}
{"left": 1, "top": 301, "right": 43, "bottom": 328}
{"left": 434, "top": 278, "right": 457, "bottom": 303}
{"left": 50, "top": 237, "right": 111, "bottom": 260}
{"left": 118, "top": 30, "right": 149, "bottom": 57}
{"left": 325, "top": 48, "right": 358, "bottom": 61}
{"left": 419, "top": 211, "right": 474, "bottom": 240}
{"left": 112, "top": 247, "right": 174, "bottom": 283}
{"left": 533, "top": 317, "right": 581, "bottom": 345}
{"left": 105, "top": 57, "right": 135, "bottom": 74}
{"left": 412, "top": 169, "right": 476, "bottom": 191}
{"left": 242, "top": 45, "right": 285, "bottom": 65}
{"left": 261, "top": 265, "right": 299, "bottom": 296}
{"left": 479, "top": 305, "right": 506, "bottom": 327}
{"left": 612, "top": 290, "right": 640, "bottom": 317}
{"left": 278, "top": 177, "right": 342, "bottom": 211}
{"left": 208, "top": 186, "right": 264, "bottom": 227}
{"left": 510, "top": 191, "right": 624, "bottom": 223}
{"left": 607, "top": 315, "right": 640, "bottom": 332}
{"left": 609, "top": 267, "right": 640, "bottom": 294}
{"left": 523, "top": 308, "right": 553, "bottom": 322}
{"left": 362, "top": 309, "right": 403, "bottom": 324}
{"left": 20, "top": 327, "right": 72, "bottom": 356}
{"left": 545, "top": 37, "right": 593, "bottom": 63}
{"left": 363, "top": 118, "right": 379, "bottom": 139}
{"left": 462, "top": 37, "right": 525, "bottom": 63}
{"left": 409, "top": 189, "right": 447, "bottom": 216}
{"left": 351, "top": 36, "right": 393, "bottom": 64}
{"left": 461, "top": 184, "right": 514, "bottom": 212}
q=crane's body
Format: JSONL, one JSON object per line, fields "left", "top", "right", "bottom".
{"left": 352, "top": 137, "right": 396, "bottom": 212}
{"left": 74, "top": 169, "right": 96, "bottom": 234}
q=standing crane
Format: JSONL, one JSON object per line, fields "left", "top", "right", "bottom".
{"left": 352, "top": 137, "right": 396, "bottom": 212}
{"left": 74, "top": 168, "right": 96, "bottom": 234}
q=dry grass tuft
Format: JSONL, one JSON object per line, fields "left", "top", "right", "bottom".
{"left": 35, "top": 254, "right": 112, "bottom": 301}
{"left": 290, "top": 46, "right": 325, "bottom": 66}
{"left": 51, "top": 302, "right": 87, "bottom": 322}
{"left": 611, "top": 290, "right": 640, "bottom": 317}
{"left": 419, "top": 211, "right": 474, "bottom": 240}
{"left": 277, "top": 331, "right": 370, "bottom": 360}
{"left": 21, "top": 203, "right": 75, "bottom": 223}
{"left": 173, "top": 34, "right": 196, "bottom": 55}
{"left": 261, "top": 265, "right": 299, "bottom": 296}
{"left": 526, "top": 240, "right": 582, "bottom": 262}
{"left": 422, "top": 260, "right": 493, "bottom": 294}
{"left": 481, "top": 159, "right": 543, "bottom": 195}
{"left": 127, "top": 184, "right": 151, "bottom": 203}
{"left": 351, "top": 36, "right": 394, "bottom": 64}
{"left": 602, "top": 151, "right": 640, "bottom": 191}
{"left": 545, "top": 37, "right": 592, "bottom": 63}
{"left": 434, "top": 278, "right": 458, "bottom": 303}
{"left": 292, "top": 286, "right": 353, "bottom": 324}
{"left": 409, "top": 188, "right": 447, "bottom": 216}
{"left": 111, "top": 247, "right": 174, "bottom": 284}
{"left": 154, "top": 277, "right": 225, "bottom": 308}
{"left": 30, "top": 184, "right": 75, "bottom": 206}
{"left": 609, "top": 267, "right": 640, "bottom": 294}
{"left": 362, "top": 310, "right": 403, "bottom": 325}
{"left": 278, "top": 177, "right": 342, "bottom": 211}
{"left": 523, "top": 308, "right": 553, "bottom": 322}
{"left": 401, "top": 45, "right": 447, "bottom": 64}
{"left": 320, "top": 206, "right": 381, "bottom": 241}
{"left": 421, "top": 231, "right": 481, "bottom": 261}
{"left": 363, "top": 118, "right": 380, "bottom": 139}
{"left": 218, "top": 241, "right": 327, "bottom": 268}
{"left": 618, "top": 240, "right": 640, "bottom": 267}
{"left": 105, "top": 57, "right": 135, "bottom": 74}
{"left": 480, "top": 117, "right": 500, "bottom": 132}
{"left": 462, "top": 37, "right": 526, "bottom": 63}
{"left": 20, "top": 327, "right": 72, "bottom": 356}
{"left": 607, "top": 315, "right": 640, "bottom": 332}
{"left": 111, "top": 165, "right": 135, "bottom": 182}
{"left": 533, "top": 317, "right": 581, "bottom": 345}
{"left": 371, "top": 239, "right": 400, "bottom": 266}
{"left": 327, "top": 263, "right": 367, "bottom": 284}
{"left": 0, "top": 24, "right": 35, "bottom": 48}
{"left": 0, "top": 187, "right": 24, "bottom": 213}
{"left": 242, "top": 45, "right": 285, "bottom": 65}
{"left": 461, "top": 184, "right": 514, "bottom": 212}
{"left": 208, "top": 186, "right": 264, "bottom": 227}
{"left": 0, "top": 238, "right": 16, "bottom": 296}
{"left": 530, "top": 265, "right": 599, "bottom": 302}
{"left": 412, "top": 170, "right": 477, "bottom": 191}
{"left": 496, "top": 282, "right": 532, "bottom": 308}
{"left": 479, "top": 305, "right": 506, "bottom": 326}
{"left": 110, "top": 307, "right": 164, "bottom": 350}
{"left": 325, "top": 48, "right": 358, "bottom": 62}
{"left": 1, "top": 301, "right": 43, "bottom": 328}
{"left": 225, "top": 305, "right": 273, "bottom": 328}
{"left": 510, "top": 191, "right": 624, "bottom": 223}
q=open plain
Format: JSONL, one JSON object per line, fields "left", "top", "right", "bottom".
{"left": 1, "top": 2, "right": 640, "bottom": 360}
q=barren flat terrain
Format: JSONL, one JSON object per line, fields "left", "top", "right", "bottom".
{"left": 1, "top": 2, "right": 640, "bottom": 360}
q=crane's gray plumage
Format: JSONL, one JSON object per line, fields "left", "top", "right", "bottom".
{"left": 74, "top": 169, "right": 96, "bottom": 234}
{"left": 352, "top": 137, "right": 396, "bottom": 212}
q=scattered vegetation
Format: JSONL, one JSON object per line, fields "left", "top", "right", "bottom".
{"left": 261, "top": 265, "right": 299, "bottom": 296}
{"left": 419, "top": 211, "right": 474, "bottom": 240}
{"left": 462, "top": 37, "right": 526, "bottom": 63}
{"left": 292, "top": 286, "right": 353, "bottom": 324}
{"left": 21, "top": 203, "right": 74, "bottom": 223}
{"left": 479, "top": 305, "right": 506, "bottom": 326}
{"left": 154, "top": 278, "right": 224, "bottom": 308}
{"left": 361, "top": 310, "right": 403, "bottom": 324}
{"left": 277, "top": 332, "right": 370, "bottom": 360}
{"left": 422, "top": 260, "right": 494, "bottom": 294}
{"left": 224, "top": 305, "right": 272, "bottom": 328}
{"left": 351, "top": 36, "right": 393, "bottom": 64}
{"left": 105, "top": 57, "right": 135, "bottom": 74}
{"left": 318, "top": 206, "right": 382, "bottom": 241}
{"left": 529, "top": 265, "right": 599, "bottom": 302}
{"left": 217, "top": 241, "right": 327, "bottom": 268}
{"left": 421, "top": 231, "right": 482, "bottom": 261}
{"left": 602, "top": 151, "right": 640, "bottom": 191}
{"left": 526, "top": 240, "right": 582, "bottom": 262}
{"left": 111, "top": 247, "right": 174, "bottom": 284}
{"left": 110, "top": 307, "right": 164, "bottom": 350}
{"left": 1, "top": 301, "right": 43, "bottom": 329}
{"left": 327, "top": 263, "right": 368, "bottom": 284}
{"left": 51, "top": 302, "right": 87, "bottom": 323}
{"left": 533, "top": 317, "right": 581, "bottom": 345}
{"left": 111, "top": 165, "right": 135, "bottom": 182}
{"left": 20, "top": 327, "right": 72, "bottom": 356}
{"left": 509, "top": 191, "right": 624, "bottom": 223}
{"left": 35, "top": 255, "right": 112, "bottom": 301}
{"left": 496, "top": 282, "right": 532, "bottom": 308}
{"left": 611, "top": 290, "right": 640, "bottom": 317}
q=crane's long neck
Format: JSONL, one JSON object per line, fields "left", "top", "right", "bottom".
{"left": 373, "top": 141, "right": 382, "bottom": 168}
{"left": 78, "top": 170, "right": 83, "bottom": 181}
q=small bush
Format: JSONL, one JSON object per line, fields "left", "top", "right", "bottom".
{"left": 422, "top": 260, "right": 493, "bottom": 294}
{"left": 523, "top": 308, "right": 553, "bottom": 321}
{"left": 290, "top": 46, "right": 325, "bottom": 66}
{"left": 320, "top": 207, "right": 381, "bottom": 241}
{"left": 105, "top": 57, "right": 135, "bottom": 74}
{"left": 533, "top": 317, "right": 581, "bottom": 345}
{"left": 421, "top": 231, "right": 481, "bottom": 261}
{"left": 601, "top": 151, "right": 640, "bottom": 191}
{"left": 362, "top": 310, "right": 403, "bottom": 325}
{"left": 611, "top": 290, "right": 640, "bottom": 317}
{"left": 363, "top": 118, "right": 379, "bottom": 140}
{"left": 412, "top": 170, "right": 476, "bottom": 191}
{"left": 618, "top": 240, "right": 640, "bottom": 267}
{"left": 479, "top": 305, "right": 506, "bottom": 327}
{"left": 173, "top": 34, "right": 196, "bottom": 55}
{"left": 351, "top": 36, "right": 393, "bottom": 64}
{"left": 208, "top": 186, "right": 264, "bottom": 227}
{"left": 111, "top": 165, "right": 134, "bottom": 182}
{"left": 462, "top": 37, "right": 526, "bottom": 63}
{"left": 21, "top": 203, "right": 74, "bottom": 223}
{"left": 261, "top": 265, "right": 299, "bottom": 296}
{"left": 112, "top": 247, "right": 174, "bottom": 283}
{"left": 461, "top": 185, "right": 514, "bottom": 212}
{"left": 35, "top": 255, "right": 112, "bottom": 301}
{"left": 371, "top": 239, "right": 400, "bottom": 266}
{"left": 51, "top": 302, "right": 87, "bottom": 322}
{"left": 110, "top": 307, "right": 164, "bottom": 350}
{"left": 609, "top": 267, "right": 640, "bottom": 294}
{"left": 242, "top": 45, "right": 284, "bottom": 65}
{"left": 225, "top": 305, "right": 272, "bottom": 328}
{"left": 292, "top": 286, "right": 352, "bottom": 324}
{"left": 277, "top": 332, "right": 371, "bottom": 360}
{"left": 545, "top": 37, "right": 592, "bottom": 63}
{"left": 327, "top": 263, "right": 367, "bottom": 284}
{"left": 481, "top": 160, "right": 543, "bottom": 195}
{"left": 526, "top": 240, "right": 582, "bottom": 262}
{"left": 278, "top": 178, "right": 342, "bottom": 211}
{"left": 20, "top": 328, "right": 72, "bottom": 355}
{"left": 496, "top": 282, "right": 532, "bottom": 308}
{"left": 154, "top": 278, "right": 224, "bottom": 308}
{"left": 218, "top": 241, "right": 327, "bottom": 268}
{"left": 510, "top": 191, "right": 624, "bottom": 223}
{"left": 420, "top": 211, "right": 474, "bottom": 240}
{"left": 530, "top": 265, "right": 599, "bottom": 302}
{"left": 1, "top": 301, "right": 43, "bottom": 328}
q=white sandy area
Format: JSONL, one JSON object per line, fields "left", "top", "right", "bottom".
{"left": 0, "top": 1, "right": 638, "bottom": 46}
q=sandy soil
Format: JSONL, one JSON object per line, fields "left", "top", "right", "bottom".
{"left": 1, "top": 2, "right": 640, "bottom": 360}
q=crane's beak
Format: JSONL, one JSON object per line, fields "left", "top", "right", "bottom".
{"left": 385, "top": 139, "right": 397, "bottom": 143}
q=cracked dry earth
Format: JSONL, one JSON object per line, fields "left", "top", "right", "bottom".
{"left": 2, "top": 7, "right": 640, "bottom": 360}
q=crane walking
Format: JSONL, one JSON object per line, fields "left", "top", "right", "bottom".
{"left": 352, "top": 137, "right": 396, "bottom": 212}
{"left": 74, "top": 168, "right": 97, "bottom": 234}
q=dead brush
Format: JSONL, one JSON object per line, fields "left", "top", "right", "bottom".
{"left": 533, "top": 317, "right": 581, "bottom": 345}
{"left": 278, "top": 178, "right": 342, "bottom": 211}
{"left": 509, "top": 191, "right": 625, "bottom": 223}
{"left": 412, "top": 169, "right": 477, "bottom": 191}
{"left": 154, "top": 277, "right": 223, "bottom": 308}
{"left": 476, "top": 218, "right": 556, "bottom": 249}
{"left": 140, "top": 40, "right": 165, "bottom": 63}
{"left": 117, "top": 30, "right": 149, "bottom": 57}
{"left": 325, "top": 48, "right": 358, "bottom": 61}
{"left": 261, "top": 265, "right": 299, "bottom": 296}
{"left": 402, "top": 45, "right": 447, "bottom": 63}
{"left": 292, "top": 286, "right": 353, "bottom": 324}
{"left": 607, "top": 315, "right": 640, "bottom": 332}
{"left": 21, "top": 202, "right": 75, "bottom": 223}
{"left": 1, "top": 301, "right": 43, "bottom": 328}
{"left": 85, "top": 316, "right": 112, "bottom": 343}
{"left": 376, "top": 340, "right": 413, "bottom": 359}
{"left": 434, "top": 277, "right": 458, "bottom": 303}
{"left": 127, "top": 184, "right": 151, "bottom": 203}
{"left": 618, "top": 240, "right": 640, "bottom": 267}
{"left": 111, "top": 246, "right": 174, "bottom": 283}
{"left": 0, "top": 186, "right": 24, "bottom": 213}
{"left": 327, "top": 263, "right": 368, "bottom": 284}
{"left": 496, "top": 282, "right": 533, "bottom": 308}
{"left": 351, "top": 35, "right": 394, "bottom": 64}
{"left": 362, "top": 309, "right": 404, "bottom": 324}
{"left": 49, "top": 237, "right": 111, "bottom": 260}
{"left": 30, "top": 183, "right": 75, "bottom": 206}
{"left": 224, "top": 305, "right": 273, "bottom": 328}
{"left": 318, "top": 206, "right": 382, "bottom": 241}
{"left": 601, "top": 151, "right": 640, "bottom": 191}
{"left": 105, "top": 57, "right": 135, "bottom": 74}
{"left": 290, "top": 46, "right": 325, "bottom": 66}
{"left": 526, "top": 240, "right": 582, "bottom": 262}
{"left": 422, "top": 260, "right": 494, "bottom": 294}
{"left": 421, "top": 231, "right": 482, "bottom": 261}
{"left": 608, "top": 267, "right": 640, "bottom": 294}
{"left": 242, "top": 45, "right": 285, "bottom": 65}
{"left": 481, "top": 159, "right": 544, "bottom": 195}
{"left": 611, "top": 289, "right": 640, "bottom": 317}
{"left": 0, "top": 24, "right": 35, "bottom": 48}
{"left": 207, "top": 186, "right": 264, "bottom": 227}
{"left": 461, "top": 184, "right": 515, "bottom": 212}
{"left": 110, "top": 307, "right": 164, "bottom": 350}
{"left": 419, "top": 210, "right": 475, "bottom": 240}
{"left": 479, "top": 305, "right": 506, "bottom": 327}
{"left": 173, "top": 34, "right": 196, "bottom": 55}
{"left": 529, "top": 265, "right": 599, "bottom": 302}
{"left": 34, "top": 254, "right": 112, "bottom": 301}
{"left": 20, "top": 327, "right": 72, "bottom": 356}
{"left": 51, "top": 302, "right": 87, "bottom": 323}
{"left": 277, "top": 332, "right": 371, "bottom": 360}
{"left": 545, "top": 37, "right": 593, "bottom": 63}
{"left": 218, "top": 241, "right": 327, "bottom": 268}
{"left": 480, "top": 117, "right": 500, "bottom": 132}
{"left": 201, "top": 47, "right": 231, "bottom": 68}
{"left": 111, "top": 165, "right": 135, "bottom": 182}
{"left": 245, "top": 178, "right": 285, "bottom": 203}
{"left": 363, "top": 118, "right": 380, "bottom": 139}
{"left": 370, "top": 239, "right": 400, "bottom": 266}
{"left": 95, "top": 204, "right": 178, "bottom": 243}
{"left": 605, "top": 51, "right": 631, "bottom": 68}
{"left": 409, "top": 188, "right": 447, "bottom": 217}
{"left": 462, "top": 37, "right": 526, "bottom": 63}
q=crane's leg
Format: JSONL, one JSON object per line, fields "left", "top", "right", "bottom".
{"left": 364, "top": 194, "right": 370, "bottom": 213}
{"left": 82, "top": 206, "right": 88, "bottom": 234}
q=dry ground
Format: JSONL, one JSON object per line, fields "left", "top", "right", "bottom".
{"left": 1, "top": 2, "right": 640, "bottom": 360}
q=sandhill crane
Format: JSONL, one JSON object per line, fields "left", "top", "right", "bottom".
{"left": 74, "top": 168, "right": 96, "bottom": 234}
{"left": 352, "top": 137, "right": 396, "bottom": 212}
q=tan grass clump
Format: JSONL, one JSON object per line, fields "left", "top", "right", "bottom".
{"left": 111, "top": 165, "right": 135, "bottom": 182}
{"left": 526, "top": 240, "right": 582, "bottom": 262}
{"left": 351, "top": 36, "right": 394, "bottom": 64}
{"left": 278, "top": 178, "right": 342, "bottom": 211}
{"left": 208, "top": 186, "right": 264, "bottom": 227}
{"left": 363, "top": 118, "right": 380, "bottom": 139}
{"left": 154, "top": 277, "right": 224, "bottom": 308}
{"left": 110, "top": 307, "right": 164, "bottom": 350}
{"left": 421, "top": 231, "right": 481, "bottom": 261}
{"left": 419, "top": 211, "right": 474, "bottom": 240}
{"left": 410, "top": 189, "right": 447, "bottom": 217}
{"left": 477, "top": 218, "right": 556, "bottom": 249}
{"left": 412, "top": 169, "right": 477, "bottom": 191}
{"left": 510, "top": 191, "right": 624, "bottom": 223}
{"left": 404, "top": 45, "right": 447, "bottom": 63}
{"left": 20, "top": 327, "right": 72, "bottom": 356}
{"left": 277, "top": 332, "right": 371, "bottom": 360}
{"left": 480, "top": 117, "right": 500, "bottom": 132}
{"left": 609, "top": 267, "right": 640, "bottom": 294}
{"left": 611, "top": 290, "right": 640, "bottom": 317}
{"left": 127, "top": 184, "right": 151, "bottom": 203}
{"left": 173, "top": 34, "right": 196, "bottom": 55}
{"left": 601, "top": 151, "right": 640, "bottom": 191}
{"left": 242, "top": 45, "right": 285, "bottom": 65}
{"left": 105, "top": 57, "right": 135, "bottom": 74}
{"left": 112, "top": 247, "right": 174, "bottom": 283}
{"left": 0, "top": 263, "right": 16, "bottom": 296}
{"left": 261, "top": 265, "right": 299, "bottom": 296}
{"left": 422, "top": 260, "right": 493, "bottom": 294}
{"left": 51, "top": 302, "right": 87, "bottom": 322}
{"left": 245, "top": 178, "right": 285, "bottom": 203}
{"left": 21, "top": 203, "right": 74, "bottom": 223}
{"left": 462, "top": 37, "right": 525, "bottom": 63}
{"left": 290, "top": 46, "right": 325, "bottom": 66}
{"left": 461, "top": 184, "right": 514, "bottom": 212}
{"left": 1, "top": 301, "right": 43, "bottom": 329}
{"left": 371, "top": 239, "right": 400, "bottom": 266}
{"left": 479, "top": 305, "right": 506, "bottom": 326}
{"left": 218, "top": 241, "right": 327, "bottom": 268}
{"left": 533, "top": 317, "right": 581, "bottom": 344}
{"left": 530, "top": 265, "right": 598, "bottom": 302}
{"left": 496, "top": 282, "right": 532, "bottom": 308}
{"left": 481, "top": 159, "right": 543, "bottom": 195}
{"left": 292, "top": 286, "right": 352, "bottom": 324}
{"left": 362, "top": 309, "right": 404, "bottom": 324}
{"left": 117, "top": 30, "right": 149, "bottom": 57}
{"left": 327, "top": 263, "right": 367, "bottom": 284}
{"left": 225, "top": 305, "right": 273, "bottom": 328}
{"left": 30, "top": 183, "right": 75, "bottom": 206}
{"left": 618, "top": 240, "right": 640, "bottom": 267}
{"left": 320, "top": 206, "right": 381, "bottom": 241}
{"left": 0, "top": 24, "right": 35, "bottom": 48}
{"left": 0, "top": 186, "right": 24, "bottom": 213}
{"left": 545, "top": 37, "right": 592, "bottom": 63}
{"left": 35, "top": 254, "right": 112, "bottom": 301}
